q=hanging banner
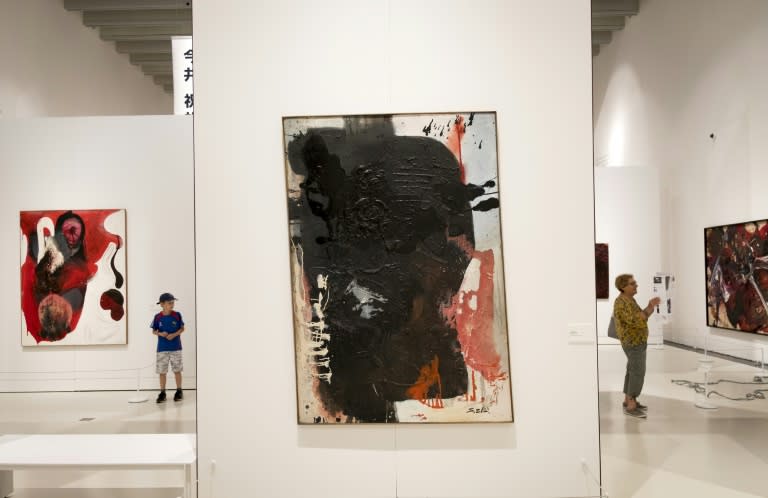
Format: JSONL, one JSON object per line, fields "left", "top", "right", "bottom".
{"left": 172, "top": 36, "right": 193, "bottom": 115}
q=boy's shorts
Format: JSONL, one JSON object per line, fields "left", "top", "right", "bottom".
{"left": 156, "top": 350, "right": 183, "bottom": 374}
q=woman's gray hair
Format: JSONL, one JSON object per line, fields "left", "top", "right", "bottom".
{"left": 615, "top": 273, "right": 634, "bottom": 292}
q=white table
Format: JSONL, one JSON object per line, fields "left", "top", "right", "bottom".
{"left": 0, "top": 470, "right": 9, "bottom": 498}
{"left": 0, "top": 434, "right": 196, "bottom": 498}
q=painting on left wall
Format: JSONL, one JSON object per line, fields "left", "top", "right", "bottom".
{"left": 20, "top": 209, "right": 127, "bottom": 346}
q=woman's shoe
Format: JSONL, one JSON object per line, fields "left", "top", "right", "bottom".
{"left": 623, "top": 400, "right": 648, "bottom": 411}
{"left": 623, "top": 406, "right": 647, "bottom": 418}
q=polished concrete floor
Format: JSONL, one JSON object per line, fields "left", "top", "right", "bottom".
{"left": 2, "top": 349, "right": 766, "bottom": 498}
{"left": 0, "top": 390, "right": 195, "bottom": 434}
{"left": 599, "top": 344, "right": 768, "bottom": 498}
{"left": 0, "top": 390, "right": 195, "bottom": 497}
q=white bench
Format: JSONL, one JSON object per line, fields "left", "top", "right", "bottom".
{"left": 0, "top": 434, "right": 195, "bottom": 498}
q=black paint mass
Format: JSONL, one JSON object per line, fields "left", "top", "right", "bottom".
{"left": 287, "top": 118, "right": 493, "bottom": 423}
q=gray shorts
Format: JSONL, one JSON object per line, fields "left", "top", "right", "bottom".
{"left": 156, "top": 350, "right": 183, "bottom": 374}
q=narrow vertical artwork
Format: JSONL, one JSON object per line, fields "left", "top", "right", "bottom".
{"left": 20, "top": 209, "right": 127, "bottom": 346}
{"left": 595, "top": 243, "right": 609, "bottom": 299}
{"left": 705, "top": 219, "right": 768, "bottom": 334}
{"left": 283, "top": 112, "right": 513, "bottom": 423}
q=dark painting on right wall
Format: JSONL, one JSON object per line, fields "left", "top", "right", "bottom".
{"left": 705, "top": 219, "right": 768, "bottom": 334}
{"left": 595, "top": 243, "right": 609, "bottom": 299}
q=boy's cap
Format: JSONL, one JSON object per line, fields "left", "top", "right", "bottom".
{"left": 157, "top": 292, "right": 177, "bottom": 304}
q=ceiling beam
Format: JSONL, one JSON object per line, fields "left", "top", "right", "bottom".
{"left": 64, "top": 0, "right": 191, "bottom": 11}
{"left": 116, "top": 40, "right": 172, "bottom": 54}
{"left": 591, "top": 16, "right": 625, "bottom": 31}
{"left": 83, "top": 9, "right": 191, "bottom": 27}
{"left": 140, "top": 61, "right": 173, "bottom": 70}
{"left": 131, "top": 53, "right": 173, "bottom": 64}
{"left": 100, "top": 23, "right": 192, "bottom": 41}
{"left": 140, "top": 62, "right": 173, "bottom": 75}
{"left": 153, "top": 75, "right": 174, "bottom": 86}
{"left": 592, "top": 0, "right": 638, "bottom": 17}
{"left": 592, "top": 31, "right": 613, "bottom": 45}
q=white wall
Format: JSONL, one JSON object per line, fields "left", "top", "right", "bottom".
{"left": 0, "top": 0, "right": 171, "bottom": 117}
{"left": 0, "top": 116, "right": 196, "bottom": 391}
{"left": 194, "top": 1, "right": 598, "bottom": 497}
{"left": 593, "top": 0, "right": 768, "bottom": 360}
{"left": 594, "top": 166, "right": 662, "bottom": 344}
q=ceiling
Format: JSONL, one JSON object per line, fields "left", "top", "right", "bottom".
{"left": 62, "top": 0, "right": 631, "bottom": 95}
{"left": 592, "top": 0, "right": 639, "bottom": 57}
{"left": 63, "top": 0, "right": 192, "bottom": 94}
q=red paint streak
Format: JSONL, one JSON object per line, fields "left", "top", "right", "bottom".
{"left": 407, "top": 355, "right": 444, "bottom": 408}
{"left": 99, "top": 292, "right": 125, "bottom": 321}
{"left": 758, "top": 222, "right": 768, "bottom": 239}
{"left": 20, "top": 210, "right": 123, "bottom": 343}
{"left": 443, "top": 250, "right": 505, "bottom": 383}
{"left": 445, "top": 115, "right": 467, "bottom": 184}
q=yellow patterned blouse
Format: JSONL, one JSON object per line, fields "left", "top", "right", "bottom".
{"left": 613, "top": 295, "right": 648, "bottom": 346}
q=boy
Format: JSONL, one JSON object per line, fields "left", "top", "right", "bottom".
{"left": 151, "top": 292, "right": 185, "bottom": 403}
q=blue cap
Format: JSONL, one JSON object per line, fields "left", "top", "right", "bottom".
{"left": 157, "top": 292, "right": 177, "bottom": 304}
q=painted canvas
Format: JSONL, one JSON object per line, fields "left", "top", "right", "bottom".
{"left": 595, "top": 243, "right": 609, "bottom": 299}
{"left": 283, "top": 112, "right": 512, "bottom": 423}
{"left": 20, "top": 209, "right": 127, "bottom": 346}
{"left": 705, "top": 219, "right": 768, "bottom": 334}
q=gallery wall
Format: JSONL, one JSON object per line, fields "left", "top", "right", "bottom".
{"left": 0, "top": 116, "right": 196, "bottom": 391}
{"left": 593, "top": 0, "right": 768, "bottom": 360}
{"left": 0, "top": 1, "right": 171, "bottom": 117}
{"left": 594, "top": 166, "right": 662, "bottom": 344}
{"left": 194, "top": 1, "right": 598, "bottom": 497}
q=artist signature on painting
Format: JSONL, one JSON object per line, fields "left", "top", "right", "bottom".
{"left": 466, "top": 406, "right": 490, "bottom": 414}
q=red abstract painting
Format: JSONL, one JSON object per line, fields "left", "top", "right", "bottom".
{"left": 20, "top": 209, "right": 127, "bottom": 345}
{"left": 705, "top": 219, "right": 768, "bottom": 334}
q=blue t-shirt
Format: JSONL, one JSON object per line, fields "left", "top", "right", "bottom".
{"left": 151, "top": 311, "right": 184, "bottom": 352}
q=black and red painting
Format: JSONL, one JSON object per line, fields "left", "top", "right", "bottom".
{"left": 20, "top": 209, "right": 127, "bottom": 346}
{"left": 283, "top": 113, "right": 512, "bottom": 423}
{"left": 595, "top": 243, "right": 609, "bottom": 299}
{"left": 705, "top": 219, "right": 768, "bottom": 334}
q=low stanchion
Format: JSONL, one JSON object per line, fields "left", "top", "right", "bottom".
{"left": 695, "top": 355, "right": 718, "bottom": 410}
{"left": 128, "top": 365, "right": 149, "bottom": 403}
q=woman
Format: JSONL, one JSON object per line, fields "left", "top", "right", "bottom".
{"left": 613, "top": 274, "right": 660, "bottom": 418}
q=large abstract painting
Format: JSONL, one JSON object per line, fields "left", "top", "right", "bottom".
{"left": 20, "top": 209, "right": 127, "bottom": 346}
{"left": 705, "top": 219, "right": 768, "bottom": 334}
{"left": 595, "top": 243, "right": 609, "bottom": 299}
{"left": 283, "top": 112, "right": 512, "bottom": 423}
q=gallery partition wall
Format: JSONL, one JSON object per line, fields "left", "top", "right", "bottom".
{"left": 0, "top": 117, "right": 196, "bottom": 393}
{"left": 0, "top": 3, "right": 196, "bottom": 496}
{"left": 592, "top": 2, "right": 768, "bottom": 496}
{"left": 592, "top": 0, "right": 768, "bottom": 358}
{"left": 193, "top": 1, "right": 598, "bottom": 497}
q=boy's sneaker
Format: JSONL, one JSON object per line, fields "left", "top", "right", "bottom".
{"left": 156, "top": 390, "right": 167, "bottom": 403}
{"left": 173, "top": 388, "right": 183, "bottom": 402}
